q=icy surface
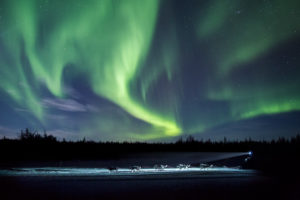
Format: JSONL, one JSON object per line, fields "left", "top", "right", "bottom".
{"left": 0, "top": 166, "right": 254, "bottom": 177}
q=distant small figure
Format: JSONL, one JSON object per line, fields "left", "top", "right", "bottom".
{"left": 177, "top": 164, "right": 190, "bottom": 169}
{"left": 107, "top": 167, "right": 118, "bottom": 172}
{"left": 244, "top": 151, "right": 253, "bottom": 163}
{"left": 199, "top": 163, "right": 209, "bottom": 168}
{"left": 154, "top": 164, "right": 168, "bottom": 170}
{"left": 130, "top": 166, "right": 141, "bottom": 172}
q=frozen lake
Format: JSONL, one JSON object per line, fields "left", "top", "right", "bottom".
{"left": 1, "top": 168, "right": 296, "bottom": 200}
{"left": 1, "top": 152, "right": 298, "bottom": 199}
{"left": 0, "top": 166, "right": 254, "bottom": 177}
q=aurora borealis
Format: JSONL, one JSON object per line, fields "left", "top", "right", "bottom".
{"left": 0, "top": 0, "right": 299, "bottom": 141}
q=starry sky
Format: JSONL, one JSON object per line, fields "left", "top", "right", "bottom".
{"left": 0, "top": 0, "right": 300, "bottom": 141}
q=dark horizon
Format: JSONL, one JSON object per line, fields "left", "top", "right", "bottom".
{"left": 1, "top": 128, "right": 300, "bottom": 143}
{"left": 1, "top": 128, "right": 300, "bottom": 179}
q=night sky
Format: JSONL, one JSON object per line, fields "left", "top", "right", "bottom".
{"left": 0, "top": 0, "right": 299, "bottom": 141}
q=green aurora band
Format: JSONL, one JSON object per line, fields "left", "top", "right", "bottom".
{"left": 0, "top": 0, "right": 180, "bottom": 139}
{"left": 0, "top": 0, "right": 299, "bottom": 140}
{"left": 197, "top": 0, "right": 300, "bottom": 123}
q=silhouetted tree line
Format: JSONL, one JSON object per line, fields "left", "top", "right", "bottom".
{"left": 5, "top": 128, "right": 299, "bottom": 145}
{"left": 0, "top": 128, "right": 300, "bottom": 173}
{"left": 19, "top": 128, "right": 57, "bottom": 143}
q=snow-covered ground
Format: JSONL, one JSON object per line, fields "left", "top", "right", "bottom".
{"left": 0, "top": 166, "right": 255, "bottom": 177}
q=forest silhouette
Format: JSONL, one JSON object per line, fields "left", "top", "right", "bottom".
{"left": 1, "top": 128, "right": 300, "bottom": 175}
